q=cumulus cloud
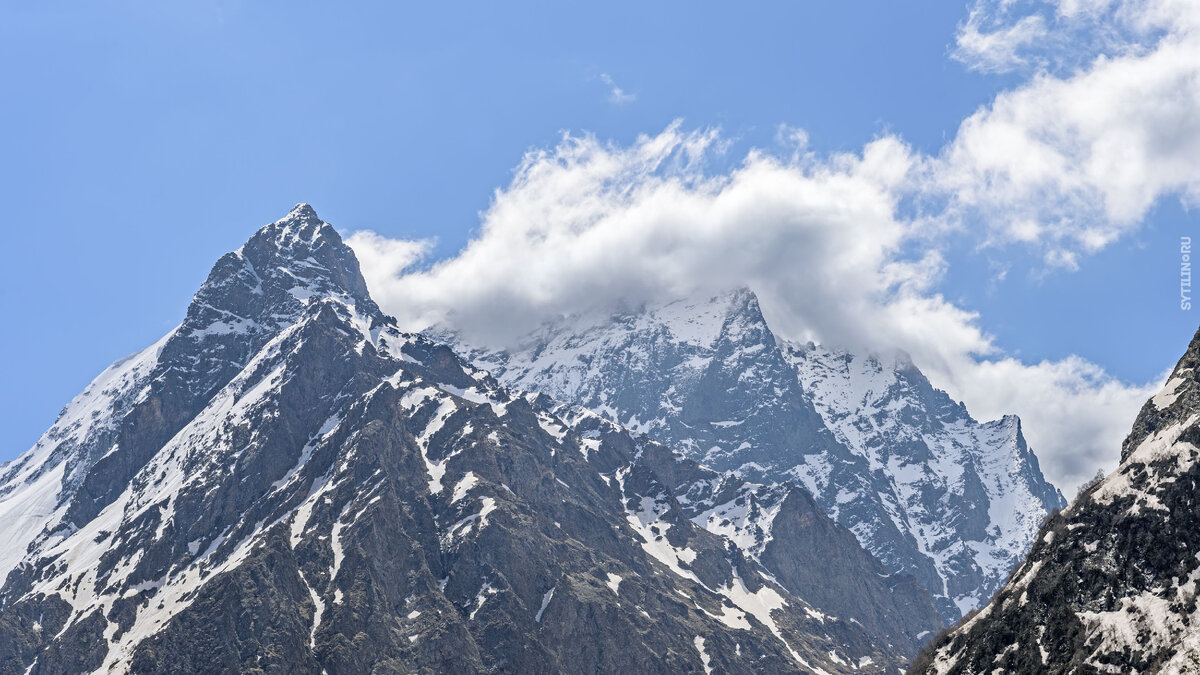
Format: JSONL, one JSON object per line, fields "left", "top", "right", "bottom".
{"left": 346, "top": 123, "right": 1157, "bottom": 492}
{"left": 352, "top": 123, "right": 917, "bottom": 344}
{"left": 936, "top": 37, "right": 1200, "bottom": 264}
{"left": 941, "top": 0, "right": 1200, "bottom": 265}
{"left": 345, "top": 0, "right": 1199, "bottom": 492}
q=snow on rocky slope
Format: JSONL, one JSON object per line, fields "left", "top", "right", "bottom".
{"left": 784, "top": 342, "right": 1066, "bottom": 618}
{"left": 915, "top": 325, "right": 1200, "bottom": 674}
{"left": 0, "top": 206, "right": 904, "bottom": 674}
{"left": 448, "top": 289, "right": 1065, "bottom": 622}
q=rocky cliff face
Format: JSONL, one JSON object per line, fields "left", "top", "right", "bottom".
{"left": 914, "top": 325, "right": 1200, "bottom": 674}
{"left": 0, "top": 206, "right": 905, "bottom": 674}
{"left": 448, "top": 290, "right": 1064, "bottom": 623}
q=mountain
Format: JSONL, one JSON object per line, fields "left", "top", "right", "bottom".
{"left": 784, "top": 342, "right": 1066, "bottom": 619}
{"left": 447, "top": 290, "right": 1065, "bottom": 622}
{"left": 0, "top": 203, "right": 381, "bottom": 586}
{"left": 545, "top": 397, "right": 944, "bottom": 658}
{"left": 0, "top": 205, "right": 904, "bottom": 674}
{"left": 913, "top": 325, "right": 1200, "bottom": 674}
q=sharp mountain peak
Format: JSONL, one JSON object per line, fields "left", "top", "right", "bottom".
{"left": 185, "top": 204, "right": 382, "bottom": 336}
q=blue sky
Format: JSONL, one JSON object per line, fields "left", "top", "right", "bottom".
{"left": 2, "top": 1, "right": 1197, "bottom": 485}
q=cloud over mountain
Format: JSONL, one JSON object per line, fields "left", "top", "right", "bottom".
{"left": 346, "top": 0, "right": 1199, "bottom": 491}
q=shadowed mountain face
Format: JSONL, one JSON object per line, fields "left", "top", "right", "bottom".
{"left": 0, "top": 206, "right": 911, "bottom": 674}
{"left": 445, "top": 290, "right": 1064, "bottom": 624}
{"left": 914, "top": 325, "right": 1200, "bottom": 674}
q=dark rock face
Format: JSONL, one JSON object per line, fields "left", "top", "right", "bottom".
{"left": 759, "top": 488, "right": 943, "bottom": 655}
{"left": 0, "top": 203, "right": 381, "bottom": 583}
{"left": 914, "top": 326, "right": 1200, "bottom": 674}
{"left": 446, "top": 290, "right": 1064, "bottom": 625}
{"left": 0, "top": 206, "right": 905, "bottom": 673}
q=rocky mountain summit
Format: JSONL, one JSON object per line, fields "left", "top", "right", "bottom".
{"left": 915, "top": 325, "right": 1200, "bottom": 674}
{"left": 448, "top": 290, "right": 1065, "bottom": 623}
{"left": 0, "top": 206, "right": 913, "bottom": 674}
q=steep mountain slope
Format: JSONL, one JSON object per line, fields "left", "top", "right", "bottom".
{"left": 546, "top": 399, "right": 943, "bottom": 657}
{"left": 0, "top": 206, "right": 899, "bottom": 674}
{"left": 915, "top": 325, "right": 1200, "bottom": 674}
{"left": 0, "top": 203, "right": 380, "bottom": 586}
{"left": 784, "top": 343, "right": 1066, "bottom": 618}
{"left": 449, "top": 290, "right": 1064, "bottom": 622}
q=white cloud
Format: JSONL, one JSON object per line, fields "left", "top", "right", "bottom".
{"left": 352, "top": 123, "right": 917, "bottom": 345}
{"left": 345, "top": 0, "right": 1200, "bottom": 493}
{"left": 343, "top": 230, "right": 431, "bottom": 301}
{"left": 599, "top": 73, "right": 636, "bottom": 105}
{"left": 952, "top": 0, "right": 1193, "bottom": 74}
{"left": 954, "top": 9, "right": 1049, "bottom": 73}
{"left": 936, "top": 35, "right": 1200, "bottom": 262}
{"left": 940, "top": 0, "right": 1200, "bottom": 264}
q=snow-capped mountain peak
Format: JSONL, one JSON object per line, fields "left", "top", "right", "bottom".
{"left": 0, "top": 204, "right": 379, "bottom": 583}
{"left": 448, "top": 288, "right": 1064, "bottom": 622}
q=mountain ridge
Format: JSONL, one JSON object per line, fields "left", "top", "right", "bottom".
{"left": 0, "top": 206, "right": 908, "bottom": 674}
{"left": 445, "top": 288, "right": 1066, "bottom": 622}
